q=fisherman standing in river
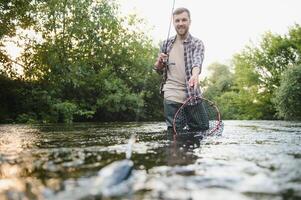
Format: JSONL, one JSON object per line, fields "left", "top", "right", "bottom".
{"left": 154, "top": 7, "right": 206, "bottom": 135}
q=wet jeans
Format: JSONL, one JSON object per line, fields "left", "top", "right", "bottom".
{"left": 163, "top": 99, "right": 209, "bottom": 133}
{"left": 163, "top": 99, "right": 182, "bottom": 130}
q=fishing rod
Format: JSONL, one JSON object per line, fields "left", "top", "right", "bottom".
{"left": 166, "top": 0, "right": 176, "bottom": 48}
{"left": 163, "top": 0, "right": 176, "bottom": 66}
{"left": 135, "top": 2, "right": 175, "bottom": 122}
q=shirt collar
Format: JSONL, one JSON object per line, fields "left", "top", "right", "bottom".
{"left": 183, "top": 33, "right": 192, "bottom": 43}
{"left": 169, "top": 35, "right": 177, "bottom": 44}
{"left": 170, "top": 33, "right": 192, "bottom": 44}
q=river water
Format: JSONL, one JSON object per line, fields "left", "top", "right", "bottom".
{"left": 0, "top": 120, "right": 300, "bottom": 200}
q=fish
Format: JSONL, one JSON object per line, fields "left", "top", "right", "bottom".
{"left": 48, "top": 135, "right": 136, "bottom": 199}
{"left": 94, "top": 159, "right": 134, "bottom": 197}
{"left": 93, "top": 134, "right": 136, "bottom": 196}
{"left": 96, "top": 159, "right": 134, "bottom": 187}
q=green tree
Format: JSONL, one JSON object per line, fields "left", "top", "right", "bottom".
{"left": 231, "top": 52, "right": 274, "bottom": 119}
{"left": 201, "top": 62, "right": 234, "bottom": 100}
{"left": 0, "top": 0, "right": 43, "bottom": 77}
{"left": 0, "top": 0, "right": 38, "bottom": 39}
{"left": 201, "top": 62, "right": 236, "bottom": 119}
{"left": 0, "top": 0, "right": 161, "bottom": 123}
{"left": 273, "top": 64, "right": 301, "bottom": 120}
{"left": 229, "top": 24, "right": 301, "bottom": 119}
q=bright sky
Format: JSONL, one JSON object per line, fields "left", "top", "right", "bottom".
{"left": 119, "top": 0, "right": 301, "bottom": 69}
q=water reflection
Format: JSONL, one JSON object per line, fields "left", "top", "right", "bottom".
{"left": 0, "top": 125, "right": 43, "bottom": 199}
{"left": 165, "top": 136, "right": 200, "bottom": 167}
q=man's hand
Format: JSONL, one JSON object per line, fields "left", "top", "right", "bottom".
{"left": 154, "top": 53, "right": 168, "bottom": 70}
{"left": 189, "top": 67, "right": 200, "bottom": 91}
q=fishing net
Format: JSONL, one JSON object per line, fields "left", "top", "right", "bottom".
{"left": 172, "top": 96, "right": 224, "bottom": 138}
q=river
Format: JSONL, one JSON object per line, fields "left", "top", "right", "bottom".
{"left": 0, "top": 120, "right": 300, "bottom": 200}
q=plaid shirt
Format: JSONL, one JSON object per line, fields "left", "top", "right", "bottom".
{"left": 157, "top": 34, "right": 205, "bottom": 100}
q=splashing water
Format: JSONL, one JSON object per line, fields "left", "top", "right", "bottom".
{"left": 126, "top": 134, "right": 136, "bottom": 159}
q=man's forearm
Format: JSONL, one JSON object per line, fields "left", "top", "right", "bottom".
{"left": 192, "top": 67, "right": 200, "bottom": 76}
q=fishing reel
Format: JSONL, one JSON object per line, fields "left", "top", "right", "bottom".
{"left": 162, "top": 54, "right": 175, "bottom": 69}
{"left": 162, "top": 56, "right": 169, "bottom": 68}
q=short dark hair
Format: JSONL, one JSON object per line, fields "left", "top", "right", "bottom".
{"left": 173, "top": 7, "right": 190, "bottom": 19}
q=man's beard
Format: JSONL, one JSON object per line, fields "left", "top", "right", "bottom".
{"left": 176, "top": 26, "right": 189, "bottom": 37}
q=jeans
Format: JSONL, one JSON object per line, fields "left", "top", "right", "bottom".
{"left": 163, "top": 99, "right": 182, "bottom": 130}
{"left": 163, "top": 99, "right": 209, "bottom": 133}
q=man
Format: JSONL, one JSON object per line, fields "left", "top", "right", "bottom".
{"left": 154, "top": 7, "right": 208, "bottom": 135}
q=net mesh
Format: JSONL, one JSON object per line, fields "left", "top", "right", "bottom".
{"left": 173, "top": 96, "right": 224, "bottom": 137}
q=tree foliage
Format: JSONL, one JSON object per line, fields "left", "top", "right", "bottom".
{"left": 0, "top": 0, "right": 37, "bottom": 39}
{"left": 202, "top": 24, "right": 301, "bottom": 120}
{"left": 0, "top": 0, "right": 161, "bottom": 123}
{"left": 273, "top": 64, "right": 301, "bottom": 120}
{"left": 201, "top": 63, "right": 235, "bottom": 119}
{"left": 1, "top": 1, "right": 300, "bottom": 122}
{"left": 0, "top": 0, "right": 34, "bottom": 76}
{"left": 232, "top": 24, "right": 301, "bottom": 119}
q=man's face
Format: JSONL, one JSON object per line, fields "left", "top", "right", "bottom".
{"left": 173, "top": 11, "right": 191, "bottom": 37}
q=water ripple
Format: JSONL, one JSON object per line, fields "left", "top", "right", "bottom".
{"left": 0, "top": 121, "right": 300, "bottom": 199}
